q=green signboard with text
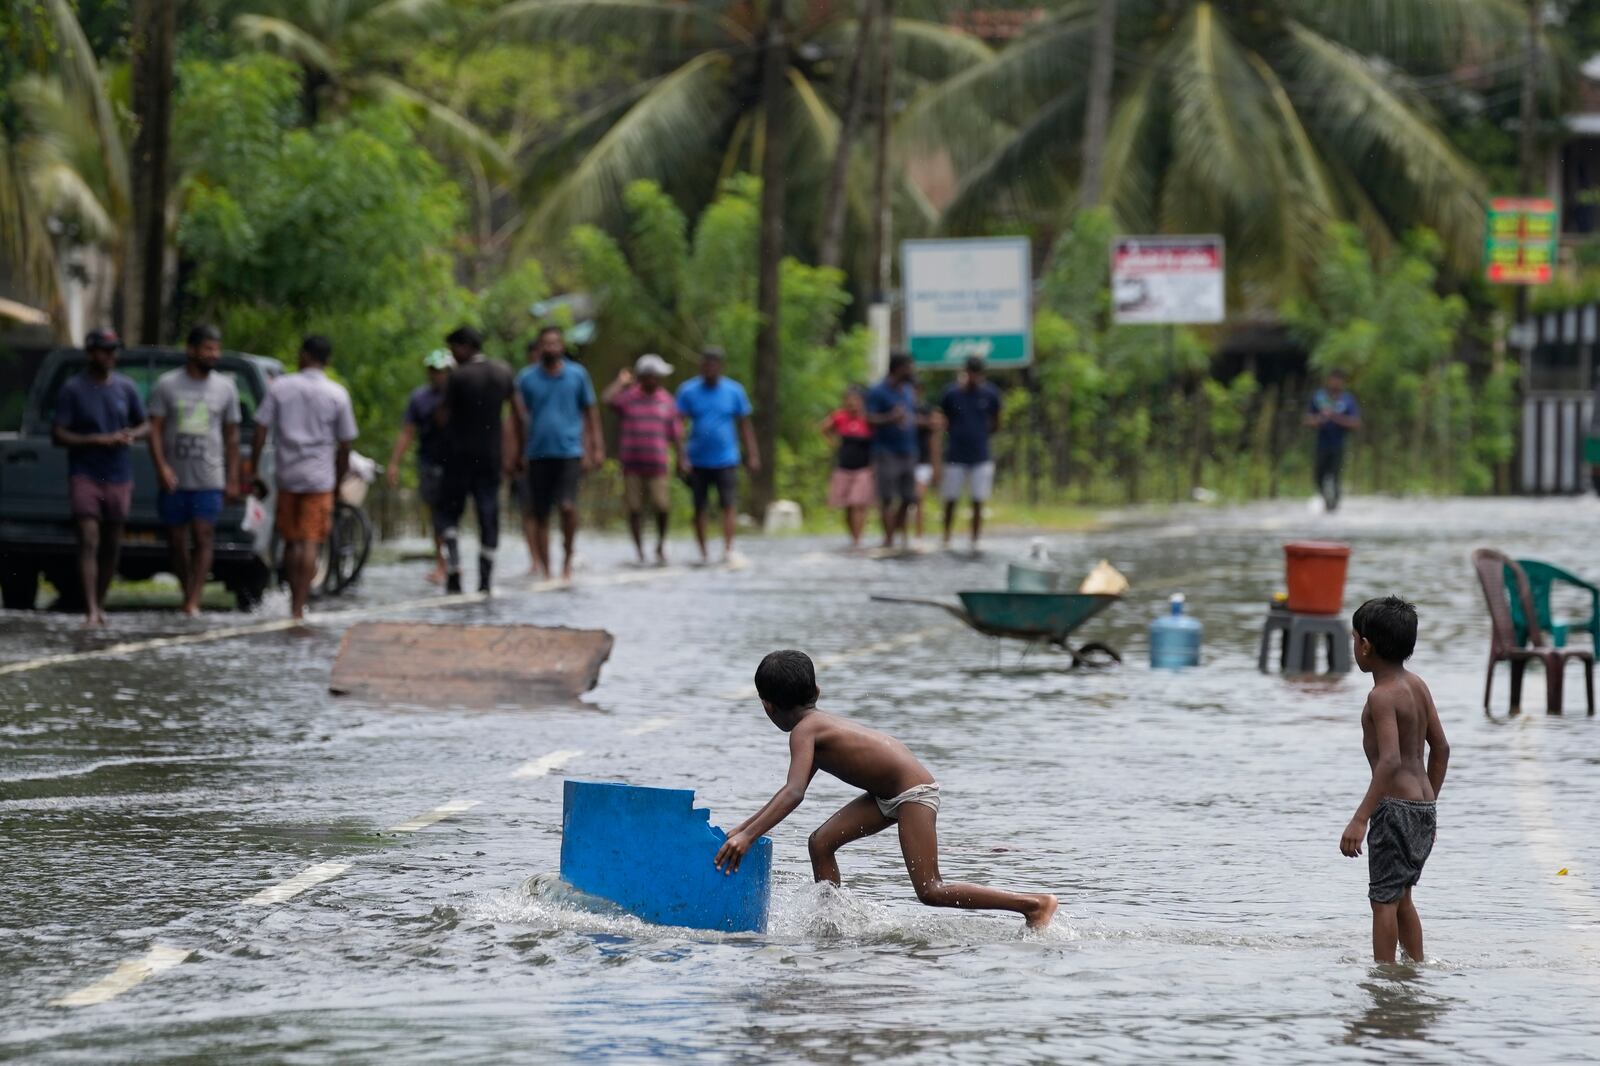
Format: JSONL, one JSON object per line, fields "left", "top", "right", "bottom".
{"left": 902, "top": 238, "right": 1032, "bottom": 369}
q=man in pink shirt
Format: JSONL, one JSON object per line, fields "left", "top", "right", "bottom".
{"left": 602, "top": 353, "right": 681, "bottom": 565}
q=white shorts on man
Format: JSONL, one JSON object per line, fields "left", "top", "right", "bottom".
{"left": 941, "top": 461, "right": 995, "bottom": 503}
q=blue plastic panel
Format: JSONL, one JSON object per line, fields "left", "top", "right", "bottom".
{"left": 559, "top": 780, "right": 773, "bottom": 933}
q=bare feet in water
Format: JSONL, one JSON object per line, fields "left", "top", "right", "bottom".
{"left": 1025, "top": 894, "right": 1058, "bottom": 930}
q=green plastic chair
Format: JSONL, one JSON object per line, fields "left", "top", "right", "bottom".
{"left": 1508, "top": 559, "right": 1600, "bottom": 649}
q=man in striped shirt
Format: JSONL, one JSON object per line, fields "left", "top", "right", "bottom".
{"left": 603, "top": 353, "right": 681, "bottom": 565}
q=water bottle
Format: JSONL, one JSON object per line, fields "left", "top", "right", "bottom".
{"left": 1150, "top": 593, "right": 1202, "bottom": 669}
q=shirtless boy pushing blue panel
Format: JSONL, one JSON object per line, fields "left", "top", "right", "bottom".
{"left": 714, "top": 650, "right": 1058, "bottom": 929}
{"left": 1340, "top": 597, "right": 1450, "bottom": 964}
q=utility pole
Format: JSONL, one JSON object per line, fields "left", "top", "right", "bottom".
{"left": 1510, "top": 0, "right": 1540, "bottom": 493}
{"left": 1080, "top": 0, "right": 1117, "bottom": 208}
{"left": 128, "top": 0, "right": 175, "bottom": 344}
{"left": 867, "top": 0, "right": 895, "bottom": 379}
{"left": 752, "top": 0, "right": 788, "bottom": 519}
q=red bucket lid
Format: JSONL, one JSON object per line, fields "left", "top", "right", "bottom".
{"left": 1284, "top": 540, "right": 1351, "bottom": 558}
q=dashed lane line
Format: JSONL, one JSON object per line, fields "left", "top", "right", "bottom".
{"left": 388, "top": 798, "right": 481, "bottom": 833}
{"left": 52, "top": 945, "right": 192, "bottom": 1008}
{"left": 0, "top": 563, "right": 691, "bottom": 679}
{"left": 53, "top": 795, "right": 486, "bottom": 1005}
{"left": 0, "top": 590, "right": 487, "bottom": 678}
{"left": 623, "top": 717, "right": 674, "bottom": 737}
{"left": 511, "top": 749, "right": 583, "bottom": 779}
{"left": 243, "top": 861, "right": 353, "bottom": 907}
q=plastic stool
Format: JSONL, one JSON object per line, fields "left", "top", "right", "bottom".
{"left": 1258, "top": 609, "right": 1353, "bottom": 674}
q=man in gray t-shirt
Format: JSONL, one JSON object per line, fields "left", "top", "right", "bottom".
{"left": 148, "top": 324, "right": 242, "bottom": 616}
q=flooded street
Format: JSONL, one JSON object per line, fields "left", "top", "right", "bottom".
{"left": 4, "top": 497, "right": 1600, "bottom": 1063}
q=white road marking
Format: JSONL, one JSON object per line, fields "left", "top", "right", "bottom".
{"left": 53, "top": 944, "right": 192, "bottom": 1007}
{"left": 717, "top": 625, "right": 951, "bottom": 700}
{"left": 0, "top": 591, "right": 486, "bottom": 677}
{"left": 623, "top": 717, "right": 674, "bottom": 737}
{"left": 511, "top": 749, "right": 583, "bottom": 779}
{"left": 243, "top": 861, "right": 352, "bottom": 907}
{"left": 0, "top": 563, "right": 691, "bottom": 679}
{"left": 388, "top": 798, "right": 480, "bottom": 832}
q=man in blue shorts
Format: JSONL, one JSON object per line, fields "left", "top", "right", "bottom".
{"left": 149, "top": 324, "right": 241, "bottom": 616}
{"left": 676, "top": 347, "right": 759, "bottom": 564}
{"left": 866, "top": 352, "right": 919, "bottom": 549}
{"left": 512, "top": 326, "right": 603, "bottom": 581}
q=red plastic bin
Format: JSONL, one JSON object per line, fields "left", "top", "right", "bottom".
{"left": 1284, "top": 541, "right": 1351, "bottom": 616}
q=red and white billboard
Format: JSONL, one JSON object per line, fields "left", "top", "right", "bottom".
{"left": 1111, "top": 236, "right": 1225, "bottom": 325}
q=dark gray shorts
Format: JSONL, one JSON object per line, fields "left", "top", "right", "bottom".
{"left": 1368, "top": 797, "right": 1436, "bottom": 903}
{"left": 874, "top": 452, "right": 917, "bottom": 504}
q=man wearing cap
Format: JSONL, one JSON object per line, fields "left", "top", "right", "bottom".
{"left": 865, "top": 351, "right": 919, "bottom": 549}
{"left": 51, "top": 328, "right": 148, "bottom": 626}
{"left": 436, "top": 325, "right": 515, "bottom": 594}
{"left": 676, "top": 347, "right": 758, "bottom": 565}
{"left": 512, "top": 325, "right": 603, "bottom": 581}
{"left": 939, "top": 355, "right": 1003, "bottom": 550}
{"left": 603, "top": 353, "right": 681, "bottom": 565}
{"left": 247, "top": 335, "right": 358, "bottom": 621}
{"left": 148, "top": 324, "right": 241, "bottom": 615}
{"left": 387, "top": 349, "right": 454, "bottom": 584}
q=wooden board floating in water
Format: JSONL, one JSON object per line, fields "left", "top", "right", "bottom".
{"left": 329, "top": 622, "right": 614, "bottom": 705}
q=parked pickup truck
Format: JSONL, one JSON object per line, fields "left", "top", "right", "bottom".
{"left": 0, "top": 346, "right": 282, "bottom": 611}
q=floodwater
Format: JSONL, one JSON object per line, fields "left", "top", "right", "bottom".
{"left": 3, "top": 497, "right": 1600, "bottom": 1063}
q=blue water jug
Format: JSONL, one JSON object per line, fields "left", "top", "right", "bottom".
{"left": 1150, "top": 593, "right": 1202, "bottom": 669}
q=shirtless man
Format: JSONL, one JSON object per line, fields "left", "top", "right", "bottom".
{"left": 1339, "top": 596, "right": 1450, "bottom": 964}
{"left": 714, "top": 649, "right": 1058, "bottom": 929}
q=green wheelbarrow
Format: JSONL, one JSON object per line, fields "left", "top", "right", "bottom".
{"left": 872, "top": 591, "right": 1122, "bottom": 668}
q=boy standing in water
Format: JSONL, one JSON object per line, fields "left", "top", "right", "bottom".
{"left": 1340, "top": 597, "right": 1450, "bottom": 963}
{"left": 714, "top": 650, "right": 1058, "bottom": 929}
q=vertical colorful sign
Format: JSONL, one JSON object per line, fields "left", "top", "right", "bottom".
{"left": 1485, "top": 197, "right": 1558, "bottom": 285}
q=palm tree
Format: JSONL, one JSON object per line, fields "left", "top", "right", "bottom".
{"left": 904, "top": 0, "right": 1540, "bottom": 294}
{"left": 0, "top": 0, "right": 128, "bottom": 339}
{"left": 479, "top": 0, "right": 986, "bottom": 512}
{"left": 235, "top": 0, "right": 509, "bottom": 174}
{"left": 481, "top": 0, "right": 989, "bottom": 256}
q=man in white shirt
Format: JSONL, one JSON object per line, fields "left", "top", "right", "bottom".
{"left": 245, "top": 335, "right": 358, "bottom": 620}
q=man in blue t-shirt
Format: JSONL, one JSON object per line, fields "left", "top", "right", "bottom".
{"left": 865, "top": 351, "right": 919, "bottom": 549}
{"left": 676, "top": 347, "right": 759, "bottom": 564}
{"left": 1305, "top": 369, "right": 1361, "bottom": 512}
{"left": 513, "top": 326, "right": 603, "bottom": 581}
{"left": 51, "top": 328, "right": 149, "bottom": 626}
{"left": 940, "top": 356, "right": 1004, "bottom": 550}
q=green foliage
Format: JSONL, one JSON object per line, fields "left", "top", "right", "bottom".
{"left": 1000, "top": 212, "right": 1509, "bottom": 504}
{"left": 559, "top": 176, "right": 858, "bottom": 511}
{"left": 1285, "top": 224, "right": 1501, "bottom": 494}
{"left": 173, "top": 52, "right": 473, "bottom": 462}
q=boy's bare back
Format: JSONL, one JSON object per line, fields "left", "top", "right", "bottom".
{"left": 1362, "top": 670, "right": 1443, "bottom": 803}
{"left": 792, "top": 711, "right": 935, "bottom": 799}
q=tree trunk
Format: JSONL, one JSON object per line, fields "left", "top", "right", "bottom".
{"left": 818, "top": 0, "right": 877, "bottom": 271}
{"left": 1079, "top": 0, "right": 1117, "bottom": 208}
{"left": 128, "top": 0, "right": 176, "bottom": 344}
{"left": 752, "top": 0, "right": 788, "bottom": 519}
{"left": 868, "top": 0, "right": 895, "bottom": 299}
